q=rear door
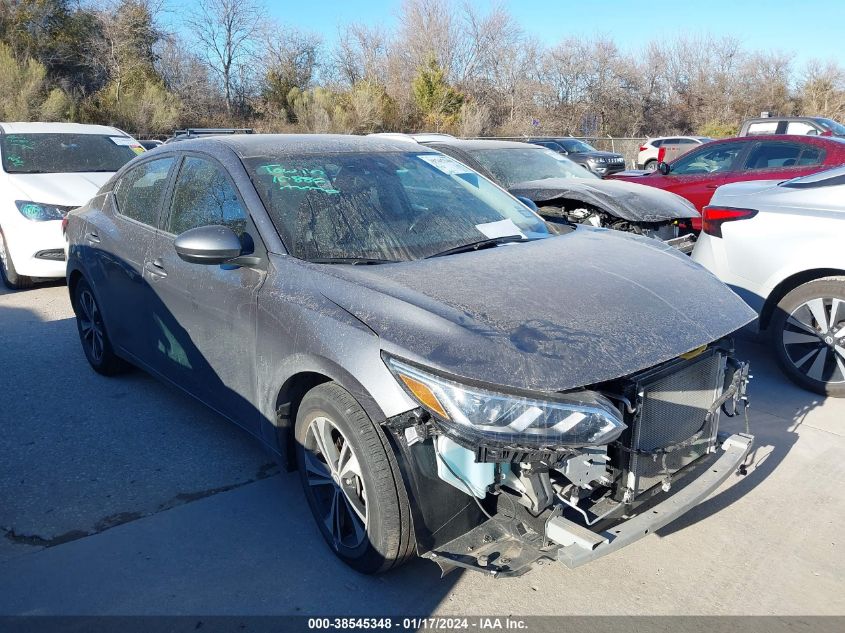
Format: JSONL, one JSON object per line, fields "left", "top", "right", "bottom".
{"left": 92, "top": 156, "right": 176, "bottom": 366}
{"left": 739, "top": 140, "right": 825, "bottom": 181}
{"left": 144, "top": 154, "right": 266, "bottom": 433}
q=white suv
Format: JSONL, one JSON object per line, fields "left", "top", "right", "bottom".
{"left": 637, "top": 136, "right": 711, "bottom": 171}
{"left": 0, "top": 122, "right": 143, "bottom": 289}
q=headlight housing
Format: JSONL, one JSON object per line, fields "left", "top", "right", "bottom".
{"left": 385, "top": 356, "right": 626, "bottom": 450}
{"left": 15, "top": 201, "right": 73, "bottom": 222}
{"left": 589, "top": 157, "right": 606, "bottom": 164}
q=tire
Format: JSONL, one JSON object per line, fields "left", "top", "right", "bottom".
{"left": 771, "top": 276, "right": 845, "bottom": 397}
{"left": 294, "top": 382, "right": 415, "bottom": 574}
{"left": 0, "top": 229, "right": 34, "bottom": 290}
{"left": 644, "top": 160, "right": 658, "bottom": 172}
{"left": 73, "top": 277, "right": 129, "bottom": 376}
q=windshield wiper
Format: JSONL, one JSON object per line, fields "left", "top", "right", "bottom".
{"left": 426, "top": 234, "right": 527, "bottom": 258}
{"left": 307, "top": 257, "right": 400, "bottom": 265}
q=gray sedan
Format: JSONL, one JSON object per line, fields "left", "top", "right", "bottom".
{"left": 66, "top": 134, "right": 755, "bottom": 576}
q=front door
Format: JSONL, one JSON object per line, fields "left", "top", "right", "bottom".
{"left": 144, "top": 155, "right": 266, "bottom": 434}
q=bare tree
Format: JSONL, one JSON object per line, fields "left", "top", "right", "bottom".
{"left": 184, "top": 0, "right": 265, "bottom": 114}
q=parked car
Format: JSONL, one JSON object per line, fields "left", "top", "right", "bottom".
{"left": 0, "top": 122, "right": 143, "bottom": 289}
{"left": 527, "top": 137, "right": 626, "bottom": 177}
{"left": 692, "top": 166, "right": 845, "bottom": 396}
{"left": 165, "top": 128, "right": 254, "bottom": 143}
{"left": 419, "top": 138, "right": 698, "bottom": 248}
{"left": 608, "top": 135, "right": 845, "bottom": 229}
{"left": 66, "top": 134, "right": 754, "bottom": 576}
{"left": 637, "top": 136, "right": 711, "bottom": 171}
{"left": 739, "top": 116, "right": 845, "bottom": 138}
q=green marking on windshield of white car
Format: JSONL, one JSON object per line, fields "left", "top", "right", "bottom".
{"left": 5, "top": 135, "right": 34, "bottom": 149}
{"left": 257, "top": 164, "right": 340, "bottom": 194}
{"left": 6, "top": 154, "right": 24, "bottom": 167}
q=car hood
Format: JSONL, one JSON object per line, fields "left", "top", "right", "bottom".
{"left": 508, "top": 178, "right": 699, "bottom": 222}
{"left": 319, "top": 228, "right": 754, "bottom": 393}
{"left": 7, "top": 172, "right": 112, "bottom": 207}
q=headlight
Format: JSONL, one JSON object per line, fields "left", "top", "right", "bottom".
{"left": 385, "top": 356, "right": 626, "bottom": 449}
{"left": 15, "top": 201, "right": 73, "bottom": 222}
{"left": 589, "top": 157, "right": 606, "bottom": 163}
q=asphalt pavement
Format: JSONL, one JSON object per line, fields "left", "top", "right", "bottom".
{"left": 1, "top": 282, "right": 843, "bottom": 615}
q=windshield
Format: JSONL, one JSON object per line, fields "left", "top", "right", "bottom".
{"left": 1, "top": 133, "right": 140, "bottom": 174}
{"left": 467, "top": 147, "right": 598, "bottom": 187}
{"left": 558, "top": 139, "right": 596, "bottom": 153}
{"left": 245, "top": 151, "right": 550, "bottom": 262}
{"left": 817, "top": 118, "right": 845, "bottom": 136}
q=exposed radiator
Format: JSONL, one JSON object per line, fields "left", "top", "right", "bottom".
{"left": 623, "top": 352, "right": 727, "bottom": 498}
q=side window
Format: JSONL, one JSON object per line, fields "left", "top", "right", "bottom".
{"left": 786, "top": 121, "right": 817, "bottom": 135}
{"left": 670, "top": 144, "right": 743, "bottom": 175}
{"left": 167, "top": 157, "right": 248, "bottom": 236}
{"left": 650, "top": 139, "right": 664, "bottom": 148}
{"left": 113, "top": 158, "right": 174, "bottom": 227}
{"left": 663, "top": 138, "right": 682, "bottom": 145}
{"left": 746, "top": 121, "right": 779, "bottom": 136}
{"left": 796, "top": 146, "right": 823, "bottom": 166}
{"left": 743, "top": 142, "right": 810, "bottom": 170}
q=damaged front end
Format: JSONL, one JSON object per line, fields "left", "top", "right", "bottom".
{"left": 381, "top": 340, "right": 752, "bottom": 577}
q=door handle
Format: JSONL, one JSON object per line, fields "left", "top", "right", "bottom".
{"left": 85, "top": 232, "right": 100, "bottom": 244}
{"left": 144, "top": 258, "right": 167, "bottom": 278}
{"left": 705, "top": 184, "right": 720, "bottom": 189}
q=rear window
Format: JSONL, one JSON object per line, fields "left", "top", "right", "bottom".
{"left": 1, "top": 133, "right": 141, "bottom": 174}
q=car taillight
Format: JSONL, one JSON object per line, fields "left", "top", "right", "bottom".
{"left": 657, "top": 146, "right": 666, "bottom": 162}
{"left": 61, "top": 216, "right": 69, "bottom": 235}
{"left": 638, "top": 145, "right": 647, "bottom": 152}
{"left": 701, "top": 206, "right": 758, "bottom": 238}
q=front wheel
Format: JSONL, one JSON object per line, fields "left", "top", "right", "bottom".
{"left": 771, "top": 276, "right": 845, "bottom": 397}
{"left": 294, "top": 382, "right": 414, "bottom": 573}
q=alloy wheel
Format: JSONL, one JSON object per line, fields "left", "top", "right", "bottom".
{"left": 781, "top": 297, "right": 845, "bottom": 385}
{"left": 303, "top": 416, "right": 368, "bottom": 550}
{"left": 78, "top": 289, "right": 105, "bottom": 363}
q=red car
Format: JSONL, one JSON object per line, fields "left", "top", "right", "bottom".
{"left": 609, "top": 135, "right": 845, "bottom": 228}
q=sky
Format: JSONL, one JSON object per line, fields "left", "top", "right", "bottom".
{"left": 177, "top": 0, "right": 845, "bottom": 70}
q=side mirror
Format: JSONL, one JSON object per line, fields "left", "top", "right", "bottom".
{"left": 516, "top": 196, "right": 539, "bottom": 211}
{"left": 174, "top": 225, "right": 242, "bottom": 265}
{"left": 657, "top": 161, "right": 671, "bottom": 175}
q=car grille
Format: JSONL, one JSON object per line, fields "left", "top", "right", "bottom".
{"left": 620, "top": 352, "right": 727, "bottom": 499}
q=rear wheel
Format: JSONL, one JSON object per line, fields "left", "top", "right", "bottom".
{"left": 73, "top": 278, "right": 129, "bottom": 376}
{"left": 644, "top": 160, "right": 658, "bottom": 172}
{"left": 0, "top": 229, "right": 34, "bottom": 290}
{"left": 294, "top": 382, "right": 414, "bottom": 573}
{"left": 771, "top": 276, "right": 845, "bottom": 397}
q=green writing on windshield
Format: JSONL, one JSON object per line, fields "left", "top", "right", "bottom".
{"left": 5, "top": 135, "right": 34, "bottom": 149}
{"left": 6, "top": 154, "right": 24, "bottom": 167}
{"left": 258, "top": 164, "right": 340, "bottom": 194}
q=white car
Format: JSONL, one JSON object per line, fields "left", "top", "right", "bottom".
{"left": 0, "top": 122, "right": 143, "bottom": 289}
{"left": 637, "top": 136, "right": 711, "bottom": 171}
{"left": 692, "top": 166, "right": 845, "bottom": 396}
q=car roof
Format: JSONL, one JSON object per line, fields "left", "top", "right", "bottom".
{"left": 168, "top": 133, "right": 443, "bottom": 157}
{"left": 703, "top": 134, "right": 845, "bottom": 146}
{"left": 422, "top": 138, "right": 537, "bottom": 151}
{"left": 0, "top": 122, "right": 128, "bottom": 136}
{"left": 648, "top": 136, "right": 708, "bottom": 141}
